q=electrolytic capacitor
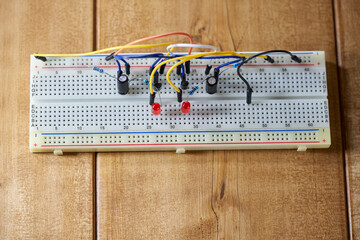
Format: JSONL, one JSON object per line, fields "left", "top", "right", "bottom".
{"left": 205, "top": 76, "right": 218, "bottom": 94}
{"left": 117, "top": 73, "right": 129, "bottom": 95}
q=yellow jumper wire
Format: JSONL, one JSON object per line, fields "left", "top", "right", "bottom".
{"left": 149, "top": 52, "right": 268, "bottom": 94}
{"left": 33, "top": 42, "right": 175, "bottom": 57}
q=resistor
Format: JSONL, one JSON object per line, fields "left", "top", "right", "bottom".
{"left": 189, "top": 86, "right": 199, "bottom": 95}
{"left": 93, "top": 66, "right": 104, "bottom": 73}
{"left": 142, "top": 79, "right": 150, "bottom": 85}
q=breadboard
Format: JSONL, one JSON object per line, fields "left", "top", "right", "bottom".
{"left": 30, "top": 51, "right": 331, "bottom": 154}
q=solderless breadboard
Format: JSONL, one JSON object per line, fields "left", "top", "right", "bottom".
{"left": 30, "top": 51, "right": 331, "bottom": 154}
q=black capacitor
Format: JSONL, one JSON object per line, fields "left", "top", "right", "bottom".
{"left": 205, "top": 76, "right": 218, "bottom": 94}
{"left": 117, "top": 73, "right": 129, "bottom": 95}
{"left": 185, "top": 61, "right": 191, "bottom": 74}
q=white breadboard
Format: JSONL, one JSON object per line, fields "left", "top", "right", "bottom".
{"left": 30, "top": 51, "right": 330, "bottom": 154}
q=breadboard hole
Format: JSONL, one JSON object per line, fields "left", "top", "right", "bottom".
{"left": 127, "top": 135, "right": 150, "bottom": 143}
{"left": 211, "top": 133, "right": 234, "bottom": 142}
{"left": 267, "top": 133, "right": 290, "bottom": 141}
{"left": 156, "top": 134, "right": 178, "bottom": 143}
{"left": 100, "top": 135, "right": 122, "bottom": 144}
{"left": 239, "top": 133, "right": 262, "bottom": 142}
{"left": 71, "top": 135, "right": 94, "bottom": 144}
{"left": 184, "top": 134, "right": 206, "bottom": 142}
{"left": 294, "top": 132, "right": 318, "bottom": 141}
{"left": 31, "top": 100, "right": 328, "bottom": 131}
{"left": 43, "top": 136, "right": 66, "bottom": 144}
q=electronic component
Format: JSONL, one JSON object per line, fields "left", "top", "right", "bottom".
{"left": 189, "top": 86, "right": 199, "bottom": 95}
{"left": 151, "top": 102, "right": 161, "bottom": 115}
{"left": 143, "top": 79, "right": 150, "bottom": 85}
{"left": 116, "top": 73, "right": 129, "bottom": 95}
{"left": 181, "top": 101, "right": 191, "bottom": 114}
{"left": 205, "top": 76, "right": 218, "bottom": 94}
{"left": 93, "top": 66, "right": 104, "bottom": 73}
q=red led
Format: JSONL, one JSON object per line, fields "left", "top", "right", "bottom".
{"left": 151, "top": 102, "right": 161, "bottom": 115}
{"left": 181, "top": 101, "right": 191, "bottom": 114}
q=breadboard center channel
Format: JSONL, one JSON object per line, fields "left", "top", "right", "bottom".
{"left": 30, "top": 51, "right": 331, "bottom": 153}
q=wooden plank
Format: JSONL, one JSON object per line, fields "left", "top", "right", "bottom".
{"left": 334, "top": 0, "right": 360, "bottom": 238}
{"left": 96, "top": 0, "right": 348, "bottom": 238}
{"left": 97, "top": 152, "right": 216, "bottom": 239}
{"left": 0, "top": 0, "right": 94, "bottom": 239}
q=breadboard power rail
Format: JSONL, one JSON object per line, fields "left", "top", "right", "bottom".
{"left": 30, "top": 51, "right": 330, "bottom": 154}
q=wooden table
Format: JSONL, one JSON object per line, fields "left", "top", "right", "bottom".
{"left": 0, "top": 0, "right": 358, "bottom": 239}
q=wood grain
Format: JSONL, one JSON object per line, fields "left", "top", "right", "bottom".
{"left": 0, "top": 0, "right": 94, "bottom": 239}
{"left": 95, "top": 0, "right": 348, "bottom": 239}
{"left": 334, "top": 0, "right": 360, "bottom": 238}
